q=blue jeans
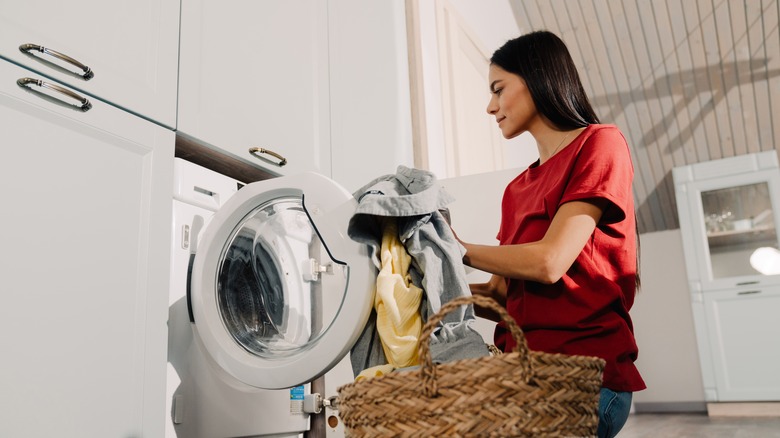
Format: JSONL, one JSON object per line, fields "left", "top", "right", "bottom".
{"left": 597, "top": 388, "right": 632, "bottom": 438}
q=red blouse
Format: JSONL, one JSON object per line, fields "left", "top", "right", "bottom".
{"left": 494, "top": 124, "right": 646, "bottom": 392}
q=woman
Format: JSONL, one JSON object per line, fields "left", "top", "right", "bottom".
{"left": 458, "top": 30, "right": 646, "bottom": 438}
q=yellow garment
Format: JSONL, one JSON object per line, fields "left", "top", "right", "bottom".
{"left": 355, "top": 364, "right": 395, "bottom": 382}
{"left": 374, "top": 217, "right": 423, "bottom": 368}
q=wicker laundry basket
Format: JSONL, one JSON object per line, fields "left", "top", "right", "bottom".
{"left": 336, "top": 295, "right": 606, "bottom": 437}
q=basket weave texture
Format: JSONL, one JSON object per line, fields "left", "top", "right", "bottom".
{"left": 337, "top": 295, "right": 606, "bottom": 437}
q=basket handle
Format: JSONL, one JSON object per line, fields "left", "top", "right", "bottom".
{"left": 418, "top": 295, "right": 533, "bottom": 398}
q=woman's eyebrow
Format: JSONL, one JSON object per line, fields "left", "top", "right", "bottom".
{"left": 490, "top": 80, "right": 501, "bottom": 92}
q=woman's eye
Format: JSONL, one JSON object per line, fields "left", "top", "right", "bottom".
{"left": 493, "top": 88, "right": 503, "bottom": 96}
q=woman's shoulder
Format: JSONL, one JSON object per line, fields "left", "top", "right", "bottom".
{"left": 583, "top": 123, "right": 624, "bottom": 138}
{"left": 579, "top": 124, "right": 629, "bottom": 152}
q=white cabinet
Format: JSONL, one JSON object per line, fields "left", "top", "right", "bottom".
{"left": 0, "top": 59, "right": 172, "bottom": 437}
{"left": 177, "top": 0, "right": 413, "bottom": 191}
{"left": 178, "top": 0, "right": 331, "bottom": 178}
{"left": 674, "top": 152, "right": 780, "bottom": 291}
{"left": 674, "top": 151, "right": 780, "bottom": 402}
{"left": 327, "top": 0, "right": 413, "bottom": 192}
{"left": 700, "top": 287, "right": 780, "bottom": 401}
{"left": 0, "top": 0, "right": 180, "bottom": 127}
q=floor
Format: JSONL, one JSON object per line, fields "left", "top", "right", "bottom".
{"left": 619, "top": 413, "right": 780, "bottom": 437}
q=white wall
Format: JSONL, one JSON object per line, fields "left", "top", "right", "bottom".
{"left": 632, "top": 229, "right": 706, "bottom": 410}
{"left": 416, "top": 0, "right": 537, "bottom": 178}
{"left": 447, "top": 0, "right": 523, "bottom": 50}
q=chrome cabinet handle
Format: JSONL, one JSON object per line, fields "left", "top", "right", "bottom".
{"left": 736, "top": 281, "right": 760, "bottom": 286}
{"left": 17, "top": 77, "right": 92, "bottom": 112}
{"left": 19, "top": 43, "right": 94, "bottom": 80}
{"left": 249, "top": 147, "right": 288, "bottom": 167}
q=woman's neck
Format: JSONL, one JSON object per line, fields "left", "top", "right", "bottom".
{"left": 535, "top": 126, "right": 586, "bottom": 164}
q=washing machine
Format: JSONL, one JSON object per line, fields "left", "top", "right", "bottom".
{"left": 167, "top": 158, "right": 374, "bottom": 437}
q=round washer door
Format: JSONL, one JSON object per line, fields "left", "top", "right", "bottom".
{"left": 190, "top": 172, "right": 374, "bottom": 389}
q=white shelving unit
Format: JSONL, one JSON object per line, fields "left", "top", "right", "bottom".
{"left": 673, "top": 151, "right": 780, "bottom": 404}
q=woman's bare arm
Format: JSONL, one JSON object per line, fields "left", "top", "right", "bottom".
{"left": 462, "top": 200, "right": 606, "bottom": 284}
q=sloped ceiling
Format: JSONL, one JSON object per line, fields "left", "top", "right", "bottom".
{"left": 509, "top": 0, "right": 780, "bottom": 233}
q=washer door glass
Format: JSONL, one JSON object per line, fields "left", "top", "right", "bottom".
{"left": 190, "top": 172, "right": 374, "bottom": 389}
{"left": 218, "top": 195, "right": 342, "bottom": 358}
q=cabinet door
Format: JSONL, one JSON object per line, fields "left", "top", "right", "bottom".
{"left": 327, "top": 0, "right": 414, "bottom": 192}
{"left": 178, "top": 0, "right": 331, "bottom": 177}
{"left": 675, "top": 158, "right": 780, "bottom": 290}
{"left": 0, "top": 60, "right": 173, "bottom": 437}
{"left": 0, "top": 0, "right": 180, "bottom": 127}
{"left": 704, "top": 287, "right": 780, "bottom": 401}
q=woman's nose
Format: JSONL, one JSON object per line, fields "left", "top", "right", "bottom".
{"left": 486, "top": 96, "right": 497, "bottom": 115}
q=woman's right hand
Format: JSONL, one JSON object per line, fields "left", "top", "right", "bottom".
{"left": 469, "top": 274, "right": 507, "bottom": 322}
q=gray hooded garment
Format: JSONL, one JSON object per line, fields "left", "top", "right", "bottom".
{"left": 347, "top": 165, "right": 489, "bottom": 376}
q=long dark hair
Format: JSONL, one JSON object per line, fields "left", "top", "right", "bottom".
{"left": 492, "top": 30, "right": 642, "bottom": 290}
{"left": 490, "top": 30, "right": 599, "bottom": 130}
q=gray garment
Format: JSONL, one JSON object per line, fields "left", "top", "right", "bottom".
{"left": 348, "top": 165, "right": 489, "bottom": 376}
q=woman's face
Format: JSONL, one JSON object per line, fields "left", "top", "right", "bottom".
{"left": 486, "top": 64, "right": 538, "bottom": 139}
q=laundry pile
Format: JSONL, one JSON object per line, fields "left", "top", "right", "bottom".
{"left": 347, "top": 165, "right": 489, "bottom": 379}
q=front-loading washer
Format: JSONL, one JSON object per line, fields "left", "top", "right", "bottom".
{"left": 167, "top": 158, "right": 374, "bottom": 437}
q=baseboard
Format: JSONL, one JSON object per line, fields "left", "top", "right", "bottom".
{"left": 633, "top": 401, "right": 707, "bottom": 413}
{"left": 707, "top": 402, "right": 780, "bottom": 417}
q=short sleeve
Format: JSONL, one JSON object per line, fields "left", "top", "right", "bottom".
{"left": 561, "top": 127, "right": 634, "bottom": 224}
